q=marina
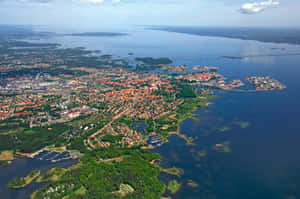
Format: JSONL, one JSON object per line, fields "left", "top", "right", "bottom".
{"left": 147, "top": 135, "right": 162, "bottom": 147}
{"left": 17, "top": 147, "right": 79, "bottom": 164}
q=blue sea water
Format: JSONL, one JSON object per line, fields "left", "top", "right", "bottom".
{"left": 8, "top": 26, "right": 300, "bottom": 199}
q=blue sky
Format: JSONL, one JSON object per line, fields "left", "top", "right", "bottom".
{"left": 0, "top": 0, "right": 299, "bottom": 28}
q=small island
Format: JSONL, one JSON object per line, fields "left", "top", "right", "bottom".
{"left": 221, "top": 56, "right": 244, "bottom": 60}
{"left": 214, "top": 141, "right": 231, "bottom": 153}
{"left": 161, "top": 167, "right": 184, "bottom": 176}
{"left": 8, "top": 170, "right": 40, "bottom": 189}
{"left": 234, "top": 121, "right": 250, "bottom": 129}
{"left": 167, "top": 180, "right": 181, "bottom": 194}
{"left": 187, "top": 180, "right": 199, "bottom": 188}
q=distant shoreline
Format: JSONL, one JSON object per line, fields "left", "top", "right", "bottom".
{"left": 64, "top": 32, "right": 128, "bottom": 37}
{"left": 150, "top": 26, "right": 300, "bottom": 46}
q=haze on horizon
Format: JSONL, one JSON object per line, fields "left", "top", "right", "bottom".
{"left": 0, "top": 0, "right": 299, "bottom": 29}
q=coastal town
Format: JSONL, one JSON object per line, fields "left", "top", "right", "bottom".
{"left": 0, "top": 44, "right": 286, "bottom": 150}
{"left": 0, "top": 38, "right": 287, "bottom": 199}
{"left": 0, "top": 0, "right": 298, "bottom": 196}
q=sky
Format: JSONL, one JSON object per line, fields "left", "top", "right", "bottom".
{"left": 0, "top": 0, "right": 299, "bottom": 28}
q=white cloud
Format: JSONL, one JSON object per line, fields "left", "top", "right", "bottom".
{"left": 240, "top": 0, "right": 279, "bottom": 14}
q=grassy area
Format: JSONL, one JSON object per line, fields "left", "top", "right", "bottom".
{"left": 113, "top": 184, "right": 135, "bottom": 197}
{"left": 161, "top": 167, "right": 184, "bottom": 176}
{"left": 37, "top": 168, "right": 66, "bottom": 182}
{"left": 47, "top": 145, "right": 67, "bottom": 152}
{"left": 24, "top": 129, "right": 35, "bottom": 134}
{"left": 74, "top": 186, "right": 87, "bottom": 196}
{"left": 0, "top": 150, "right": 13, "bottom": 167}
{"left": 176, "top": 96, "right": 213, "bottom": 123}
{"left": 167, "top": 180, "right": 181, "bottom": 194}
{"left": 8, "top": 170, "right": 40, "bottom": 189}
{"left": 177, "top": 133, "right": 194, "bottom": 145}
{"left": 0, "top": 150, "right": 14, "bottom": 161}
{"left": 37, "top": 163, "right": 82, "bottom": 183}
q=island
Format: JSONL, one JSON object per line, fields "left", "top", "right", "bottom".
{"left": 8, "top": 170, "right": 40, "bottom": 189}
{"left": 246, "top": 76, "right": 286, "bottom": 91}
{"left": 214, "top": 141, "right": 232, "bottom": 153}
{"left": 221, "top": 56, "right": 244, "bottom": 60}
{"left": 187, "top": 180, "right": 199, "bottom": 188}
{"left": 160, "top": 167, "right": 184, "bottom": 176}
{"left": 167, "top": 180, "right": 181, "bottom": 194}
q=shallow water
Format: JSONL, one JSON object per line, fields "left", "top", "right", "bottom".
{"left": 0, "top": 157, "right": 77, "bottom": 199}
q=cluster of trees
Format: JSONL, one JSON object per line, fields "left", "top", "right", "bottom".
{"left": 8, "top": 170, "right": 40, "bottom": 188}
{"left": 0, "top": 135, "right": 14, "bottom": 151}
{"left": 8, "top": 177, "right": 26, "bottom": 188}
{"left": 15, "top": 124, "right": 69, "bottom": 153}
{"left": 33, "top": 148, "right": 165, "bottom": 199}
{"left": 101, "top": 134, "right": 124, "bottom": 144}
{"left": 176, "top": 83, "right": 196, "bottom": 98}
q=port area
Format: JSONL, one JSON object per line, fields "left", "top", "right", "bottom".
{"left": 16, "top": 147, "right": 79, "bottom": 163}
{"left": 191, "top": 78, "right": 246, "bottom": 91}
{"left": 189, "top": 74, "right": 285, "bottom": 92}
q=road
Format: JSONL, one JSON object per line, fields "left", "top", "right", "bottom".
{"left": 87, "top": 107, "right": 131, "bottom": 149}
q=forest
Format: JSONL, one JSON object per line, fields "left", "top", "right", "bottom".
{"left": 33, "top": 148, "right": 165, "bottom": 199}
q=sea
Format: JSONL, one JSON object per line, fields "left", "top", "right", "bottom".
{"left": 2, "top": 26, "right": 300, "bottom": 199}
